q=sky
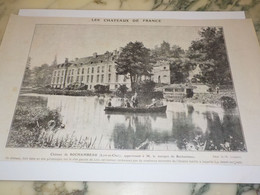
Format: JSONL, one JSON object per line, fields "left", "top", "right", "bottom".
{"left": 28, "top": 24, "right": 206, "bottom": 68}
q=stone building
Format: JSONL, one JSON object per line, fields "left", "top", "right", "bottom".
{"left": 151, "top": 60, "right": 171, "bottom": 84}
{"left": 51, "top": 51, "right": 131, "bottom": 90}
{"left": 51, "top": 51, "right": 172, "bottom": 91}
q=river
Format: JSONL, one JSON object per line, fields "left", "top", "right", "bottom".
{"left": 15, "top": 94, "right": 246, "bottom": 151}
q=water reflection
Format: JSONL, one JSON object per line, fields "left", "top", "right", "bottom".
{"left": 19, "top": 94, "right": 246, "bottom": 151}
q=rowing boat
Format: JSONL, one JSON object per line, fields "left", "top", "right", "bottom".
{"left": 104, "top": 105, "right": 167, "bottom": 113}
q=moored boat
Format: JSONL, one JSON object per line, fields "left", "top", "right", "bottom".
{"left": 104, "top": 105, "right": 167, "bottom": 113}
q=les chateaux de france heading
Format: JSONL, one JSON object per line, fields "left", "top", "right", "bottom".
{"left": 91, "top": 18, "right": 161, "bottom": 23}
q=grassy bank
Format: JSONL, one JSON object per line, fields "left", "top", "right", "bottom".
{"left": 6, "top": 98, "right": 62, "bottom": 148}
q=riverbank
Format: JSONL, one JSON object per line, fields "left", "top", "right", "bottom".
{"left": 184, "top": 90, "right": 237, "bottom": 105}
{"left": 21, "top": 87, "right": 96, "bottom": 96}
{"left": 21, "top": 87, "right": 237, "bottom": 108}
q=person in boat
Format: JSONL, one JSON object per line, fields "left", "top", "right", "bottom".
{"left": 147, "top": 98, "right": 157, "bottom": 108}
{"left": 156, "top": 98, "right": 163, "bottom": 106}
{"left": 120, "top": 98, "right": 125, "bottom": 107}
{"left": 107, "top": 98, "right": 112, "bottom": 107}
{"left": 131, "top": 92, "right": 138, "bottom": 108}
{"left": 125, "top": 99, "right": 131, "bottom": 108}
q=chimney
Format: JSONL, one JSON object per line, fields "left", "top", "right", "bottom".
{"left": 65, "top": 58, "right": 69, "bottom": 63}
{"left": 93, "top": 52, "right": 97, "bottom": 58}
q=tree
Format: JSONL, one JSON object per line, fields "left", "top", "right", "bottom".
{"left": 171, "top": 45, "right": 185, "bottom": 58}
{"left": 152, "top": 42, "right": 185, "bottom": 59}
{"left": 115, "top": 84, "right": 128, "bottom": 97}
{"left": 138, "top": 80, "right": 156, "bottom": 93}
{"left": 32, "top": 63, "right": 54, "bottom": 87}
{"left": 187, "top": 27, "right": 232, "bottom": 86}
{"left": 115, "top": 42, "right": 153, "bottom": 91}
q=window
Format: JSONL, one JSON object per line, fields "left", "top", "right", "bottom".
{"left": 175, "top": 88, "right": 184, "bottom": 92}
{"left": 62, "top": 70, "right": 64, "bottom": 75}
{"left": 57, "top": 71, "right": 60, "bottom": 76}
{"left": 92, "top": 67, "right": 94, "bottom": 73}
{"left": 108, "top": 74, "right": 111, "bottom": 82}
{"left": 164, "top": 67, "right": 166, "bottom": 70}
{"left": 102, "top": 66, "right": 104, "bottom": 73}
{"left": 101, "top": 74, "right": 104, "bottom": 83}
{"left": 81, "top": 76, "right": 84, "bottom": 82}
{"left": 67, "top": 76, "right": 70, "bottom": 83}
{"left": 57, "top": 77, "right": 59, "bottom": 83}
{"left": 116, "top": 74, "right": 118, "bottom": 82}
{"left": 76, "top": 76, "right": 79, "bottom": 82}
{"left": 82, "top": 68, "right": 84, "bottom": 74}
{"left": 123, "top": 76, "right": 126, "bottom": 82}
{"left": 54, "top": 71, "right": 56, "bottom": 76}
{"left": 97, "top": 75, "right": 99, "bottom": 83}
{"left": 90, "top": 85, "right": 92, "bottom": 89}
{"left": 108, "top": 65, "right": 112, "bottom": 72}
{"left": 60, "top": 77, "right": 63, "bottom": 83}
{"left": 52, "top": 77, "right": 55, "bottom": 83}
{"left": 87, "top": 75, "right": 89, "bottom": 83}
{"left": 70, "top": 76, "right": 73, "bottom": 83}
{"left": 71, "top": 69, "right": 74, "bottom": 75}
{"left": 78, "top": 68, "right": 80, "bottom": 74}
{"left": 97, "top": 66, "right": 100, "bottom": 73}
{"left": 68, "top": 70, "right": 71, "bottom": 75}
{"left": 87, "top": 68, "right": 90, "bottom": 74}
{"left": 163, "top": 75, "right": 167, "bottom": 77}
{"left": 165, "top": 88, "right": 173, "bottom": 92}
{"left": 91, "top": 75, "right": 93, "bottom": 83}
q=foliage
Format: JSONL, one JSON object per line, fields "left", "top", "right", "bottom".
{"left": 152, "top": 41, "right": 190, "bottom": 84}
{"left": 115, "top": 84, "right": 128, "bottom": 97}
{"left": 32, "top": 88, "right": 95, "bottom": 96}
{"left": 7, "top": 102, "right": 62, "bottom": 148}
{"left": 169, "top": 58, "right": 195, "bottom": 83}
{"left": 94, "top": 84, "right": 109, "bottom": 93}
{"left": 137, "top": 80, "right": 156, "bottom": 93}
{"left": 187, "top": 27, "right": 232, "bottom": 86}
{"left": 66, "top": 82, "right": 88, "bottom": 90}
{"left": 38, "top": 133, "right": 106, "bottom": 149}
{"left": 220, "top": 96, "right": 237, "bottom": 109}
{"left": 115, "top": 41, "right": 153, "bottom": 91}
{"left": 12, "top": 105, "right": 61, "bottom": 130}
{"left": 152, "top": 41, "right": 185, "bottom": 59}
{"left": 32, "top": 63, "right": 55, "bottom": 87}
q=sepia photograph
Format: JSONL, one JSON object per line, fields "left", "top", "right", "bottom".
{"left": 6, "top": 24, "right": 246, "bottom": 152}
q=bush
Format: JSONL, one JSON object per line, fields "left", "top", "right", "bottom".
{"left": 220, "top": 96, "right": 237, "bottom": 109}
{"left": 137, "top": 80, "right": 156, "bottom": 93}
{"left": 94, "top": 84, "right": 109, "bottom": 93}
{"left": 7, "top": 105, "right": 62, "bottom": 147}
{"left": 115, "top": 84, "right": 128, "bottom": 97}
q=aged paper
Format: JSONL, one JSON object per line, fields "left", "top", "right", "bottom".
{"left": 0, "top": 15, "right": 260, "bottom": 182}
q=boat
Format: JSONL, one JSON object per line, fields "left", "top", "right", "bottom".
{"left": 104, "top": 105, "right": 167, "bottom": 113}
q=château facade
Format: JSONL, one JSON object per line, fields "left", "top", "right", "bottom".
{"left": 50, "top": 51, "right": 171, "bottom": 91}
